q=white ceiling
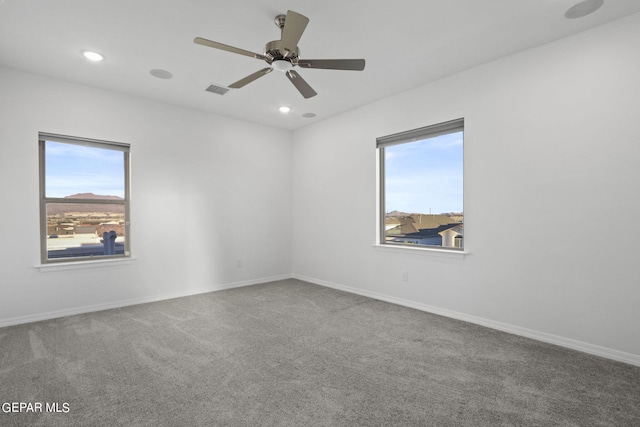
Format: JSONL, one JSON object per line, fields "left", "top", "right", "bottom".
{"left": 1, "top": 0, "right": 639, "bottom": 130}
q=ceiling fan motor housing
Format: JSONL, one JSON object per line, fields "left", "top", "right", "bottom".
{"left": 265, "top": 40, "right": 299, "bottom": 66}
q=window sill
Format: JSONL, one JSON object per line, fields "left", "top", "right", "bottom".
{"left": 35, "top": 257, "right": 136, "bottom": 272}
{"left": 373, "top": 244, "right": 467, "bottom": 259}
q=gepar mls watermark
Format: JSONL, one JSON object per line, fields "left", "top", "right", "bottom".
{"left": 2, "top": 402, "right": 70, "bottom": 413}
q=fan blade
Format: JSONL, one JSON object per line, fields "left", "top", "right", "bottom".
{"left": 286, "top": 70, "right": 317, "bottom": 98}
{"left": 280, "top": 10, "right": 309, "bottom": 55}
{"left": 297, "top": 59, "right": 366, "bottom": 71}
{"left": 194, "top": 37, "right": 267, "bottom": 61}
{"left": 229, "top": 68, "right": 273, "bottom": 88}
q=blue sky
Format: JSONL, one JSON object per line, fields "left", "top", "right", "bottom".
{"left": 384, "top": 131, "right": 463, "bottom": 214}
{"left": 45, "top": 141, "right": 125, "bottom": 198}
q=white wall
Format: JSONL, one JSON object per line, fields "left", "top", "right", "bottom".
{"left": 0, "top": 66, "right": 292, "bottom": 325}
{"left": 291, "top": 13, "right": 640, "bottom": 364}
{"left": 1, "top": 13, "right": 639, "bottom": 366}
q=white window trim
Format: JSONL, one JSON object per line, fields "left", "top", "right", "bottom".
{"left": 376, "top": 118, "right": 464, "bottom": 253}
{"left": 372, "top": 244, "right": 467, "bottom": 258}
{"left": 38, "top": 132, "right": 132, "bottom": 264}
{"left": 35, "top": 257, "right": 136, "bottom": 272}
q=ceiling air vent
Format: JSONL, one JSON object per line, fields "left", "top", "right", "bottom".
{"left": 205, "top": 84, "right": 229, "bottom": 95}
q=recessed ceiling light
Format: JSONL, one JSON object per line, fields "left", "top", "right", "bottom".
{"left": 150, "top": 69, "right": 173, "bottom": 79}
{"left": 302, "top": 113, "right": 317, "bottom": 118}
{"left": 565, "top": 0, "right": 604, "bottom": 19}
{"left": 82, "top": 50, "right": 104, "bottom": 61}
{"left": 279, "top": 106, "right": 291, "bottom": 113}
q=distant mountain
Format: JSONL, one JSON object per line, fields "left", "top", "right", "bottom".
{"left": 64, "top": 193, "right": 123, "bottom": 201}
{"left": 386, "top": 210, "right": 463, "bottom": 218}
{"left": 48, "top": 193, "right": 124, "bottom": 215}
{"left": 386, "top": 210, "right": 412, "bottom": 217}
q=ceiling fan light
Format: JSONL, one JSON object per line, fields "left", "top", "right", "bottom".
{"left": 272, "top": 59, "right": 293, "bottom": 72}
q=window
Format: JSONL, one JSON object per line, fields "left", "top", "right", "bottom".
{"left": 39, "top": 133, "right": 131, "bottom": 263}
{"left": 377, "top": 118, "right": 464, "bottom": 250}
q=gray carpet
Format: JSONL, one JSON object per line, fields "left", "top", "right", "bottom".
{"left": 1, "top": 279, "right": 639, "bottom": 426}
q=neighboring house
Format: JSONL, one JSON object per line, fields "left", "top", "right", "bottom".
{"left": 385, "top": 216, "right": 419, "bottom": 236}
{"left": 97, "top": 221, "right": 125, "bottom": 237}
{"left": 385, "top": 213, "right": 463, "bottom": 247}
{"left": 47, "top": 223, "right": 74, "bottom": 236}
{"left": 439, "top": 224, "right": 464, "bottom": 248}
{"left": 75, "top": 225, "right": 98, "bottom": 234}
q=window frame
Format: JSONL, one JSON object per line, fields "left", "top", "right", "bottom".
{"left": 38, "top": 133, "right": 131, "bottom": 264}
{"left": 377, "top": 118, "right": 464, "bottom": 251}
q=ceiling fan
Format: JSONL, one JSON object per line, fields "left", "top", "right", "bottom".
{"left": 194, "top": 10, "right": 365, "bottom": 99}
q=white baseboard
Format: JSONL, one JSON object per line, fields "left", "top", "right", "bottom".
{"left": 6, "top": 272, "right": 638, "bottom": 368}
{"left": 293, "top": 274, "right": 640, "bottom": 367}
{"left": 0, "top": 273, "right": 293, "bottom": 328}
